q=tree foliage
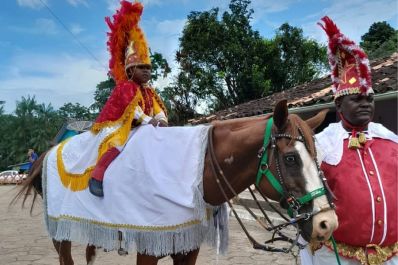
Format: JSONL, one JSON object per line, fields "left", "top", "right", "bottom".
{"left": 90, "top": 77, "right": 116, "bottom": 113}
{"left": 171, "top": 0, "right": 328, "bottom": 117}
{"left": 367, "top": 32, "right": 398, "bottom": 60}
{"left": 161, "top": 72, "right": 198, "bottom": 125}
{"left": 266, "top": 23, "right": 328, "bottom": 92}
{"left": 360, "top": 21, "right": 397, "bottom": 60}
{"left": 150, "top": 51, "right": 172, "bottom": 81}
{"left": 177, "top": 0, "right": 268, "bottom": 110}
{"left": 59, "top": 102, "right": 94, "bottom": 120}
{"left": 0, "top": 96, "right": 63, "bottom": 170}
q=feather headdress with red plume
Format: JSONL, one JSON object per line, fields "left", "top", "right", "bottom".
{"left": 318, "top": 16, "right": 373, "bottom": 99}
{"left": 106, "top": 1, "right": 151, "bottom": 83}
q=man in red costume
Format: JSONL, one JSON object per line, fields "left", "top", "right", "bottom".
{"left": 88, "top": 1, "right": 168, "bottom": 197}
{"left": 300, "top": 17, "right": 398, "bottom": 265}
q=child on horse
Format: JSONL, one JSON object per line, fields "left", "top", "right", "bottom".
{"left": 88, "top": 1, "right": 168, "bottom": 197}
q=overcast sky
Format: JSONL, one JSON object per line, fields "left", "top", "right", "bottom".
{"left": 1, "top": 0, "right": 397, "bottom": 113}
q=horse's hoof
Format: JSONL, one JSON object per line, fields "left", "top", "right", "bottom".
{"left": 89, "top": 178, "right": 104, "bottom": 197}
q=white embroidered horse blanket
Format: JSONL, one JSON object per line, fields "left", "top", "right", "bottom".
{"left": 43, "top": 125, "right": 228, "bottom": 256}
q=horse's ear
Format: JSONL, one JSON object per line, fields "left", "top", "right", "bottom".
{"left": 273, "top": 100, "right": 288, "bottom": 130}
{"left": 305, "top": 109, "right": 329, "bottom": 130}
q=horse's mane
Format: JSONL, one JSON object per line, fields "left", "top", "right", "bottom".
{"left": 287, "top": 114, "right": 316, "bottom": 158}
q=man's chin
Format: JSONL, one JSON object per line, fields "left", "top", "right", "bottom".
{"left": 351, "top": 116, "right": 372, "bottom": 127}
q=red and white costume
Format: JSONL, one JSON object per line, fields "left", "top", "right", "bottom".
{"left": 314, "top": 122, "right": 398, "bottom": 265}
{"left": 299, "top": 16, "right": 398, "bottom": 265}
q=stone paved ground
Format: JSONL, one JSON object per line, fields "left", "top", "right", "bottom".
{"left": 0, "top": 185, "right": 300, "bottom": 265}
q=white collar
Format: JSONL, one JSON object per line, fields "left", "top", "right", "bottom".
{"left": 315, "top": 122, "right": 398, "bottom": 165}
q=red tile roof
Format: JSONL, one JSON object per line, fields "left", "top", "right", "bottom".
{"left": 189, "top": 53, "right": 398, "bottom": 125}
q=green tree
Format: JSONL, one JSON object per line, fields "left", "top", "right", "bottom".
{"left": 0, "top": 101, "right": 10, "bottom": 170}
{"left": 33, "top": 103, "right": 62, "bottom": 151}
{"left": 150, "top": 51, "right": 171, "bottom": 81}
{"left": 367, "top": 31, "right": 398, "bottom": 59}
{"left": 175, "top": 0, "right": 327, "bottom": 115}
{"left": 5, "top": 96, "right": 62, "bottom": 164}
{"left": 177, "top": 0, "right": 269, "bottom": 111}
{"left": 90, "top": 77, "right": 116, "bottom": 113}
{"left": 267, "top": 23, "right": 328, "bottom": 92}
{"left": 360, "top": 21, "right": 396, "bottom": 57}
{"left": 161, "top": 72, "right": 198, "bottom": 125}
{"left": 59, "top": 102, "right": 94, "bottom": 120}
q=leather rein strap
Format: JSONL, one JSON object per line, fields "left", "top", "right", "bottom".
{"left": 206, "top": 118, "right": 334, "bottom": 253}
{"left": 208, "top": 124, "right": 302, "bottom": 253}
{"left": 208, "top": 126, "right": 290, "bottom": 252}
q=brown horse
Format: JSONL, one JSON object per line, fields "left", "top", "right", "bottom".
{"left": 14, "top": 100, "right": 338, "bottom": 265}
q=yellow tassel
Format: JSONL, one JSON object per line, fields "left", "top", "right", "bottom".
{"left": 358, "top": 132, "right": 367, "bottom": 144}
{"left": 349, "top": 137, "right": 361, "bottom": 149}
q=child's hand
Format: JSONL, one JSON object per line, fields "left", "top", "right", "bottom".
{"left": 148, "top": 119, "right": 158, "bottom": 127}
{"left": 158, "top": 120, "right": 168, "bottom": 127}
{"left": 148, "top": 119, "right": 167, "bottom": 127}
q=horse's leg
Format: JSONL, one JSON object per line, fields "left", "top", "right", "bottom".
{"left": 171, "top": 249, "right": 200, "bottom": 265}
{"left": 52, "top": 239, "right": 74, "bottom": 265}
{"left": 136, "top": 253, "right": 159, "bottom": 265}
{"left": 86, "top": 244, "right": 96, "bottom": 265}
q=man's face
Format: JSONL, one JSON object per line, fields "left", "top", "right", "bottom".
{"left": 126, "top": 64, "right": 151, "bottom": 85}
{"left": 336, "top": 93, "right": 375, "bottom": 127}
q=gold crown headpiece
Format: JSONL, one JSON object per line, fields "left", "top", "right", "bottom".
{"left": 105, "top": 1, "right": 151, "bottom": 83}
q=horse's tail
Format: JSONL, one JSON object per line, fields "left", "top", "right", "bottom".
{"left": 10, "top": 151, "right": 48, "bottom": 214}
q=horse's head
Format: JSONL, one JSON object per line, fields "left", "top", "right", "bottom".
{"left": 257, "top": 100, "right": 338, "bottom": 244}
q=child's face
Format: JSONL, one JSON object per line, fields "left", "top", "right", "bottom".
{"left": 127, "top": 64, "right": 152, "bottom": 85}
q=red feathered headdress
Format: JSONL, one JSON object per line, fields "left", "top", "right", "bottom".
{"left": 318, "top": 16, "right": 373, "bottom": 99}
{"left": 106, "top": 1, "right": 151, "bottom": 83}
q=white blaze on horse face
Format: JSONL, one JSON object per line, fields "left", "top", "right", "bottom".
{"left": 294, "top": 142, "right": 326, "bottom": 208}
{"left": 224, "top": 155, "right": 234, "bottom": 165}
{"left": 295, "top": 141, "right": 338, "bottom": 241}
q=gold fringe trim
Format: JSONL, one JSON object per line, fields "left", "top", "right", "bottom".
{"left": 48, "top": 211, "right": 211, "bottom": 231}
{"left": 57, "top": 94, "right": 144, "bottom": 191}
{"left": 324, "top": 241, "right": 398, "bottom": 265}
{"left": 56, "top": 139, "right": 94, "bottom": 191}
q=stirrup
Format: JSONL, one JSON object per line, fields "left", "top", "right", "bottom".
{"left": 88, "top": 178, "right": 104, "bottom": 197}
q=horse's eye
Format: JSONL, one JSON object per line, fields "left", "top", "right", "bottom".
{"left": 285, "top": 155, "right": 296, "bottom": 164}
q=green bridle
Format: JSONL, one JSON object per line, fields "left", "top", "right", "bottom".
{"left": 255, "top": 118, "right": 327, "bottom": 218}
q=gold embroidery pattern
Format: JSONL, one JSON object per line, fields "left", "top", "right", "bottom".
{"left": 48, "top": 213, "right": 210, "bottom": 231}
{"left": 324, "top": 241, "right": 398, "bottom": 265}
{"left": 334, "top": 87, "right": 361, "bottom": 98}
